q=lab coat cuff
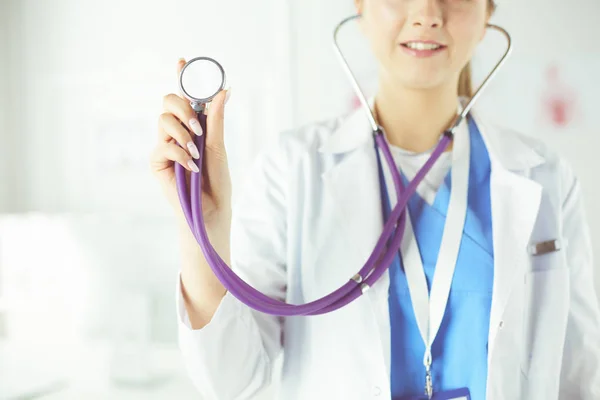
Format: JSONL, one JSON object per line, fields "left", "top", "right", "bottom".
{"left": 175, "top": 271, "right": 246, "bottom": 332}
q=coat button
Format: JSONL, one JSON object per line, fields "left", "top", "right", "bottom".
{"left": 373, "top": 386, "right": 381, "bottom": 396}
{"left": 499, "top": 320, "right": 505, "bottom": 329}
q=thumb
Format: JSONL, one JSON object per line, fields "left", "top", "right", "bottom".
{"left": 177, "top": 58, "right": 186, "bottom": 77}
{"left": 205, "top": 88, "right": 230, "bottom": 150}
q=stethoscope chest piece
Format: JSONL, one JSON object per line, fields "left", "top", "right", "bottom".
{"left": 178, "top": 56, "right": 227, "bottom": 113}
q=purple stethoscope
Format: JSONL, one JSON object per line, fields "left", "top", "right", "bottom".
{"left": 174, "top": 15, "right": 512, "bottom": 317}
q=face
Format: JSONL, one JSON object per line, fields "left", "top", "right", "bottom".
{"left": 355, "top": 0, "right": 491, "bottom": 92}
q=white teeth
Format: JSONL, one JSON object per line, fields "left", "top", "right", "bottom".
{"left": 405, "top": 42, "right": 441, "bottom": 51}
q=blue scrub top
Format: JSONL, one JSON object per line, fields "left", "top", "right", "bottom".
{"left": 376, "top": 117, "right": 494, "bottom": 400}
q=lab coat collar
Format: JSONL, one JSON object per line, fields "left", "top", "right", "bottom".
{"left": 317, "top": 97, "right": 545, "bottom": 172}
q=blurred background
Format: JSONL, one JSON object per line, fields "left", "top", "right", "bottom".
{"left": 0, "top": 0, "right": 599, "bottom": 398}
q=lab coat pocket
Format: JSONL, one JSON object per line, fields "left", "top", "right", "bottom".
{"left": 520, "top": 265, "right": 570, "bottom": 379}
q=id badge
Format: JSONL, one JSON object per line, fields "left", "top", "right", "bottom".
{"left": 403, "top": 388, "right": 471, "bottom": 400}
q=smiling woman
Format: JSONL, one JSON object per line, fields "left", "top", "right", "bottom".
{"left": 156, "top": 1, "right": 600, "bottom": 399}
{"left": 355, "top": 0, "right": 497, "bottom": 145}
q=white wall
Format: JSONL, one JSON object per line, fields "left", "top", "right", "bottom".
{"left": 289, "top": 0, "right": 368, "bottom": 124}
{"left": 3, "top": 0, "right": 295, "bottom": 215}
{"left": 0, "top": 1, "right": 13, "bottom": 212}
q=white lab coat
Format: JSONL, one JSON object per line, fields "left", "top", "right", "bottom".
{"left": 176, "top": 103, "right": 600, "bottom": 400}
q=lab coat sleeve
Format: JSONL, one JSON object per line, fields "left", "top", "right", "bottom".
{"left": 558, "top": 168, "right": 600, "bottom": 399}
{"left": 176, "top": 134, "right": 289, "bottom": 400}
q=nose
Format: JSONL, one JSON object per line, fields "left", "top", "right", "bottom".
{"left": 410, "top": 0, "right": 443, "bottom": 29}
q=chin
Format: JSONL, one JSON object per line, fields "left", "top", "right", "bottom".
{"left": 396, "top": 75, "right": 447, "bottom": 92}
{"left": 382, "top": 64, "right": 447, "bottom": 91}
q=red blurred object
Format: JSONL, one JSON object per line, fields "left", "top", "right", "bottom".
{"left": 541, "top": 64, "right": 577, "bottom": 128}
{"left": 350, "top": 94, "right": 362, "bottom": 111}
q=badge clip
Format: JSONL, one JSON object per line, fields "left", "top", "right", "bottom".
{"left": 528, "top": 239, "right": 564, "bottom": 256}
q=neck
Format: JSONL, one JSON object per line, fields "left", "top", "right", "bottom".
{"left": 374, "top": 80, "right": 460, "bottom": 153}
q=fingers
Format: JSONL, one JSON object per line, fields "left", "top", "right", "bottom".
{"left": 162, "top": 93, "right": 203, "bottom": 136}
{"left": 151, "top": 141, "right": 200, "bottom": 173}
{"left": 158, "top": 113, "right": 200, "bottom": 159}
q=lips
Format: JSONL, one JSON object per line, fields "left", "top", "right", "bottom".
{"left": 400, "top": 40, "right": 447, "bottom": 58}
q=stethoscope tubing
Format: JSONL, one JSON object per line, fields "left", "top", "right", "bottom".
{"left": 174, "top": 15, "right": 512, "bottom": 316}
{"left": 175, "top": 117, "right": 449, "bottom": 315}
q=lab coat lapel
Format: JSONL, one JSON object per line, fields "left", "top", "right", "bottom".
{"left": 469, "top": 109, "right": 544, "bottom": 361}
{"left": 318, "top": 107, "right": 392, "bottom": 378}
{"left": 318, "top": 107, "right": 384, "bottom": 279}
{"left": 485, "top": 166, "right": 542, "bottom": 356}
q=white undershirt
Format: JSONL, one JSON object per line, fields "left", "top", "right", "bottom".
{"left": 386, "top": 144, "right": 453, "bottom": 206}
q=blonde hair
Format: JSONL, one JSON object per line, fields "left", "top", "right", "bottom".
{"left": 458, "top": 0, "right": 497, "bottom": 98}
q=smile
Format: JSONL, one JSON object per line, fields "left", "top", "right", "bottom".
{"left": 400, "top": 41, "right": 447, "bottom": 57}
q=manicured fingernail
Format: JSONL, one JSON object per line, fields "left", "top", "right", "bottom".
{"left": 189, "top": 118, "right": 203, "bottom": 136}
{"left": 225, "top": 87, "right": 232, "bottom": 104}
{"left": 187, "top": 141, "right": 199, "bottom": 159}
{"left": 187, "top": 159, "right": 199, "bottom": 173}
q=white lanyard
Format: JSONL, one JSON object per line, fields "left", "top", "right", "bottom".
{"left": 380, "top": 117, "right": 470, "bottom": 398}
